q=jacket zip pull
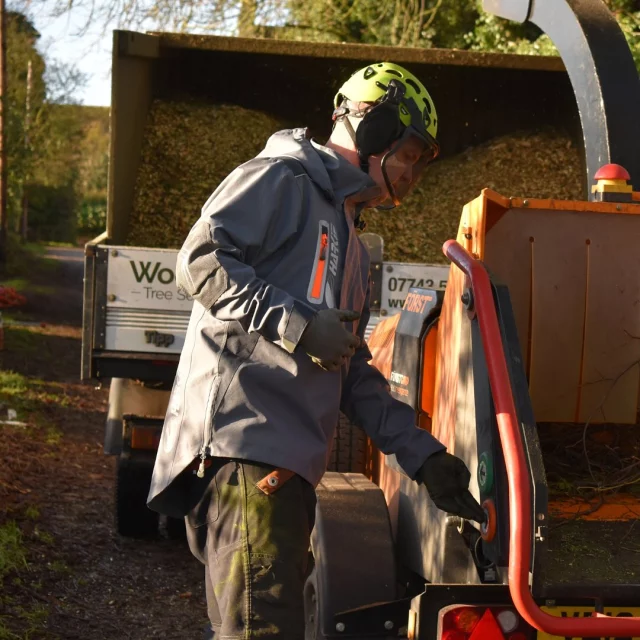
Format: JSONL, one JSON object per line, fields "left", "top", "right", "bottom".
{"left": 309, "top": 232, "right": 329, "bottom": 302}
{"left": 196, "top": 448, "right": 208, "bottom": 479}
{"left": 319, "top": 233, "right": 328, "bottom": 260}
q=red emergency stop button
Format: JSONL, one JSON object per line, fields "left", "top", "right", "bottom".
{"left": 480, "top": 499, "right": 497, "bottom": 542}
{"left": 594, "top": 163, "right": 631, "bottom": 181}
{"left": 592, "top": 164, "right": 633, "bottom": 202}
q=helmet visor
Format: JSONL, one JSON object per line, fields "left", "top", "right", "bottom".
{"left": 378, "top": 128, "right": 439, "bottom": 208}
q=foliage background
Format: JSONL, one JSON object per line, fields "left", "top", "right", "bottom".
{"left": 5, "top": 9, "right": 108, "bottom": 244}
{"left": 7, "top": 0, "right": 638, "bottom": 244}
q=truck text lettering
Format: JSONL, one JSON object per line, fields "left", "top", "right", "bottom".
{"left": 144, "top": 330, "right": 175, "bottom": 348}
{"left": 130, "top": 260, "right": 175, "bottom": 285}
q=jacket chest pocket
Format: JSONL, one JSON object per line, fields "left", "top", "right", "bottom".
{"left": 306, "top": 221, "right": 330, "bottom": 305}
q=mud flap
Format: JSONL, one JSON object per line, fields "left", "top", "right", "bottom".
{"left": 306, "top": 472, "right": 398, "bottom": 638}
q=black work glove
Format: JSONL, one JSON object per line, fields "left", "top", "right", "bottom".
{"left": 417, "top": 451, "right": 486, "bottom": 524}
{"left": 298, "top": 309, "right": 361, "bottom": 372}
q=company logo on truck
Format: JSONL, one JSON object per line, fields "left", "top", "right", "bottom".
{"left": 144, "top": 330, "right": 175, "bottom": 348}
{"left": 127, "top": 260, "right": 192, "bottom": 302}
{"left": 130, "top": 261, "right": 175, "bottom": 284}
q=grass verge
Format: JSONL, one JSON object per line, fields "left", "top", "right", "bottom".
{"left": 0, "top": 522, "right": 27, "bottom": 584}
{"left": 0, "top": 370, "right": 65, "bottom": 442}
{"left": 1, "top": 234, "right": 60, "bottom": 305}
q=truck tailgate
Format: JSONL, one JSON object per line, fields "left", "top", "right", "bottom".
{"left": 83, "top": 243, "right": 449, "bottom": 380}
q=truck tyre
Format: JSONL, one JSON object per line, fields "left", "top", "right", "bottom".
{"left": 327, "top": 413, "right": 367, "bottom": 474}
{"left": 305, "top": 473, "right": 397, "bottom": 638}
{"left": 115, "top": 457, "right": 159, "bottom": 538}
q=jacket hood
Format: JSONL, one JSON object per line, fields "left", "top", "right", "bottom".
{"left": 258, "top": 128, "right": 376, "bottom": 207}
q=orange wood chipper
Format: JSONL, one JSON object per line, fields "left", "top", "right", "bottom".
{"left": 304, "top": 1, "right": 640, "bottom": 638}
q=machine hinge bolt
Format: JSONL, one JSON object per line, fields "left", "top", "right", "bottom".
{"left": 336, "top": 622, "right": 346, "bottom": 632}
{"left": 111, "top": 249, "right": 118, "bottom": 257}
{"left": 384, "top": 620, "right": 394, "bottom": 630}
{"left": 523, "top": 199, "right": 530, "bottom": 207}
{"left": 108, "top": 294, "right": 116, "bottom": 302}
{"left": 386, "top": 265, "right": 394, "bottom": 273}
{"left": 461, "top": 289, "right": 474, "bottom": 310}
{"left": 375, "top": 263, "right": 381, "bottom": 270}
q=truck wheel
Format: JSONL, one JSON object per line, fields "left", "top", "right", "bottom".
{"left": 327, "top": 413, "right": 367, "bottom": 474}
{"left": 115, "top": 457, "right": 159, "bottom": 538}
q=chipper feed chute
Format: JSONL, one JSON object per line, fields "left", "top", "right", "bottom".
{"left": 366, "top": 0, "right": 640, "bottom": 634}
{"left": 439, "top": 170, "right": 640, "bottom": 635}
{"left": 366, "top": 168, "right": 640, "bottom": 637}
{"left": 307, "top": 1, "right": 640, "bottom": 637}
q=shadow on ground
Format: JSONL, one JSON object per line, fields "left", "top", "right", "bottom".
{"left": 0, "top": 258, "right": 208, "bottom": 639}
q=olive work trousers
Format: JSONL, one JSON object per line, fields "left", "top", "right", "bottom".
{"left": 185, "top": 458, "right": 317, "bottom": 639}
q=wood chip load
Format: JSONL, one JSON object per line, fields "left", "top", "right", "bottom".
{"left": 362, "top": 128, "right": 584, "bottom": 263}
{"left": 127, "top": 101, "right": 290, "bottom": 248}
{"left": 126, "top": 99, "right": 640, "bottom": 539}
{"left": 128, "top": 101, "right": 583, "bottom": 264}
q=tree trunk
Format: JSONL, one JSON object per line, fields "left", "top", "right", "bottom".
{"left": 21, "top": 59, "right": 32, "bottom": 243}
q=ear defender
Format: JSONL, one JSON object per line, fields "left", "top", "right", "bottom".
{"left": 355, "top": 102, "right": 403, "bottom": 157}
{"left": 355, "top": 78, "right": 407, "bottom": 159}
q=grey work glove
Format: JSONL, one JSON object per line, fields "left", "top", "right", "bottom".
{"left": 417, "top": 451, "right": 486, "bottom": 524}
{"left": 298, "top": 309, "right": 361, "bottom": 372}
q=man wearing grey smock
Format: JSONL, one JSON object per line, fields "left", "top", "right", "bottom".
{"left": 148, "top": 62, "right": 485, "bottom": 639}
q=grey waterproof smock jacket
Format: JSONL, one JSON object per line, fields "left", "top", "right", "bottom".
{"left": 147, "top": 128, "right": 445, "bottom": 517}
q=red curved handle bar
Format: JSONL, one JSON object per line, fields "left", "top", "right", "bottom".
{"left": 443, "top": 239, "right": 640, "bottom": 636}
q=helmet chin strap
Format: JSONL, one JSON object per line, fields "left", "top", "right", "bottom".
{"left": 380, "top": 147, "right": 401, "bottom": 209}
{"left": 333, "top": 105, "right": 400, "bottom": 213}
{"left": 339, "top": 114, "right": 371, "bottom": 174}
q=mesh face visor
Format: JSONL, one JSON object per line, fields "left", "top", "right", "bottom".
{"left": 378, "top": 128, "right": 440, "bottom": 209}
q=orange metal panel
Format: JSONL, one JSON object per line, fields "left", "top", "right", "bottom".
{"left": 522, "top": 210, "right": 588, "bottom": 422}
{"left": 480, "top": 201, "right": 640, "bottom": 423}
{"left": 420, "top": 322, "right": 439, "bottom": 418}
{"left": 509, "top": 196, "right": 640, "bottom": 216}
{"left": 579, "top": 215, "right": 640, "bottom": 422}
{"left": 368, "top": 314, "right": 401, "bottom": 381}
{"left": 432, "top": 262, "right": 464, "bottom": 450}
{"left": 432, "top": 197, "right": 487, "bottom": 450}
{"left": 549, "top": 495, "right": 640, "bottom": 521}
{"left": 483, "top": 208, "right": 533, "bottom": 376}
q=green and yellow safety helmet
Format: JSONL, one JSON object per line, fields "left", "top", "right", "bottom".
{"left": 333, "top": 62, "right": 440, "bottom": 206}
{"left": 334, "top": 62, "right": 438, "bottom": 141}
